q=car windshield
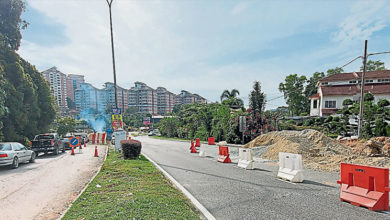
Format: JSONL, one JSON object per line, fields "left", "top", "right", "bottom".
{"left": 36, "top": 135, "right": 54, "bottom": 140}
{"left": 0, "top": 143, "right": 12, "bottom": 151}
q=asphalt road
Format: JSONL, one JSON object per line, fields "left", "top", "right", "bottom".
{"left": 138, "top": 136, "right": 389, "bottom": 220}
{"left": 0, "top": 144, "right": 107, "bottom": 220}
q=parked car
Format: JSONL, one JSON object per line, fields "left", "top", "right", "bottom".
{"left": 62, "top": 135, "right": 72, "bottom": 150}
{"left": 0, "top": 142, "right": 36, "bottom": 169}
{"left": 31, "top": 133, "right": 65, "bottom": 156}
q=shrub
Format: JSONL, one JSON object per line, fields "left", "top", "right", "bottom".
{"left": 303, "top": 118, "right": 314, "bottom": 126}
{"left": 287, "top": 120, "right": 295, "bottom": 125}
{"left": 342, "top": 99, "right": 353, "bottom": 106}
{"left": 121, "top": 140, "right": 142, "bottom": 159}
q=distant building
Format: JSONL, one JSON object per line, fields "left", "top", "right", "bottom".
{"left": 129, "top": 83, "right": 206, "bottom": 115}
{"left": 41, "top": 67, "right": 68, "bottom": 110}
{"left": 104, "top": 82, "right": 129, "bottom": 112}
{"left": 129, "top": 82, "right": 157, "bottom": 114}
{"left": 66, "top": 74, "right": 85, "bottom": 102}
{"left": 175, "top": 90, "right": 207, "bottom": 105}
{"left": 156, "top": 87, "right": 176, "bottom": 115}
{"left": 309, "top": 70, "right": 390, "bottom": 117}
{"left": 74, "top": 83, "right": 106, "bottom": 113}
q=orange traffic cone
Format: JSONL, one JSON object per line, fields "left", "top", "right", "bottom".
{"left": 71, "top": 147, "right": 75, "bottom": 155}
{"left": 84, "top": 142, "right": 86, "bottom": 148}
{"left": 94, "top": 146, "right": 98, "bottom": 157}
{"left": 79, "top": 144, "right": 82, "bottom": 150}
{"left": 190, "top": 140, "right": 197, "bottom": 153}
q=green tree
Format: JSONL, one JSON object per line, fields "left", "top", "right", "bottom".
{"left": 361, "top": 60, "right": 386, "bottom": 71}
{"left": 66, "top": 97, "right": 76, "bottom": 110}
{"left": 0, "top": 0, "right": 28, "bottom": 50}
{"left": 57, "top": 117, "right": 76, "bottom": 136}
{"left": 279, "top": 74, "right": 307, "bottom": 116}
{"left": 326, "top": 67, "right": 343, "bottom": 76}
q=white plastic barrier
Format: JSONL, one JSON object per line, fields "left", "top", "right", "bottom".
{"left": 199, "top": 144, "right": 206, "bottom": 157}
{"left": 238, "top": 148, "right": 254, "bottom": 169}
{"left": 277, "top": 152, "right": 304, "bottom": 183}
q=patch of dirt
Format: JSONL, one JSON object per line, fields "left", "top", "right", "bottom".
{"left": 243, "top": 129, "right": 390, "bottom": 172}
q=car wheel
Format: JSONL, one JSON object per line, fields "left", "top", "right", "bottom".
{"left": 62, "top": 146, "right": 65, "bottom": 153}
{"left": 11, "top": 157, "right": 19, "bottom": 169}
{"left": 29, "top": 152, "right": 36, "bottom": 163}
{"left": 54, "top": 148, "right": 59, "bottom": 155}
{"left": 35, "top": 152, "right": 39, "bottom": 157}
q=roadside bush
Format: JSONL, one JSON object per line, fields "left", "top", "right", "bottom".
{"left": 121, "top": 140, "right": 142, "bottom": 159}
{"left": 304, "top": 118, "right": 314, "bottom": 126}
{"left": 287, "top": 120, "right": 295, "bottom": 125}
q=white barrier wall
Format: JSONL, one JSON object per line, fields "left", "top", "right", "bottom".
{"left": 238, "top": 148, "right": 254, "bottom": 170}
{"left": 277, "top": 152, "right": 304, "bottom": 183}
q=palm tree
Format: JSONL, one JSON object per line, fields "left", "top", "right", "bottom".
{"left": 220, "top": 89, "right": 244, "bottom": 109}
{"left": 220, "top": 89, "right": 240, "bottom": 102}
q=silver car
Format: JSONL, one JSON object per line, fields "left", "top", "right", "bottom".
{"left": 0, "top": 142, "right": 36, "bottom": 169}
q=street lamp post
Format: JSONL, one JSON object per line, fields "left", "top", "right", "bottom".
{"left": 106, "top": 0, "right": 118, "bottom": 109}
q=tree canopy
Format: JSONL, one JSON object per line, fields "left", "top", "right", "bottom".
{"left": 0, "top": 0, "right": 28, "bottom": 50}
{"left": 361, "top": 60, "right": 386, "bottom": 71}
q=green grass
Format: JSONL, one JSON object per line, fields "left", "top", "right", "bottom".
{"left": 63, "top": 149, "right": 200, "bottom": 220}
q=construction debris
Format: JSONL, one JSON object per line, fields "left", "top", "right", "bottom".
{"left": 244, "top": 129, "right": 390, "bottom": 172}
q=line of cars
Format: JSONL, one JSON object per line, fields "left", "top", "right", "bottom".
{"left": 0, "top": 132, "right": 89, "bottom": 169}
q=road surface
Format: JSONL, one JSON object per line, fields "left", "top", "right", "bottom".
{"left": 138, "top": 136, "right": 389, "bottom": 220}
{"left": 0, "top": 144, "right": 107, "bottom": 220}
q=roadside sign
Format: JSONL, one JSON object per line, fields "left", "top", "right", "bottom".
{"left": 114, "top": 130, "right": 126, "bottom": 151}
{"left": 112, "top": 108, "right": 121, "bottom": 115}
{"left": 112, "top": 108, "right": 123, "bottom": 131}
{"left": 69, "top": 137, "right": 80, "bottom": 148}
{"left": 143, "top": 117, "right": 151, "bottom": 126}
{"left": 239, "top": 116, "right": 247, "bottom": 132}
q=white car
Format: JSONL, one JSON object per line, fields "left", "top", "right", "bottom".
{"left": 0, "top": 142, "right": 36, "bottom": 169}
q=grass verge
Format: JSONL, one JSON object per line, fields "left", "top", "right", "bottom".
{"left": 63, "top": 149, "right": 200, "bottom": 219}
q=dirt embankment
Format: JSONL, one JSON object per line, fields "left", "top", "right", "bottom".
{"left": 244, "top": 129, "right": 390, "bottom": 172}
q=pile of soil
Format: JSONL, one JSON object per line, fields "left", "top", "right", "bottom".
{"left": 243, "top": 129, "right": 390, "bottom": 172}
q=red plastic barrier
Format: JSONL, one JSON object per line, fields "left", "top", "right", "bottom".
{"left": 337, "top": 163, "right": 390, "bottom": 211}
{"left": 217, "top": 146, "right": 231, "bottom": 163}
{"left": 190, "top": 140, "right": 197, "bottom": 153}
{"left": 91, "top": 133, "right": 96, "bottom": 144}
{"left": 97, "top": 133, "right": 100, "bottom": 144}
{"left": 195, "top": 138, "right": 200, "bottom": 147}
{"left": 208, "top": 137, "right": 215, "bottom": 145}
{"left": 102, "top": 133, "right": 106, "bottom": 144}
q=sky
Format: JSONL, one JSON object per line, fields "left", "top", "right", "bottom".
{"left": 19, "top": 0, "right": 390, "bottom": 109}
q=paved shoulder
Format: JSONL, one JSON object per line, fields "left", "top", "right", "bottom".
{"left": 0, "top": 145, "right": 107, "bottom": 220}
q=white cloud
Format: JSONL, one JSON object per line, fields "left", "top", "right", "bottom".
{"left": 332, "top": 0, "right": 389, "bottom": 44}
{"left": 231, "top": 1, "right": 250, "bottom": 16}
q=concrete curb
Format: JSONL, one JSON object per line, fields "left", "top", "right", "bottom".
{"left": 58, "top": 145, "right": 109, "bottom": 219}
{"left": 142, "top": 153, "right": 216, "bottom": 220}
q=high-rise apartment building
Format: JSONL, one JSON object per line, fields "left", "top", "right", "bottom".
{"left": 156, "top": 87, "right": 176, "bottom": 115}
{"left": 129, "top": 82, "right": 157, "bottom": 114}
{"left": 41, "top": 67, "right": 68, "bottom": 110}
{"left": 175, "top": 90, "right": 207, "bottom": 105}
{"left": 66, "top": 74, "right": 85, "bottom": 101}
{"left": 129, "top": 82, "right": 207, "bottom": 115}
{"left": 104, "top": 82, "right": 129, "bottom": 112}
{"left": 74, "top": 83, "right": 107, "bottom": 113}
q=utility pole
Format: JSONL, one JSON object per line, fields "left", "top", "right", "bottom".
{"left": 106, "top": 0, "right": 118, "bottom": 109}
{"left": 357, "top": 40, "right": 368, "bottom": 138}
